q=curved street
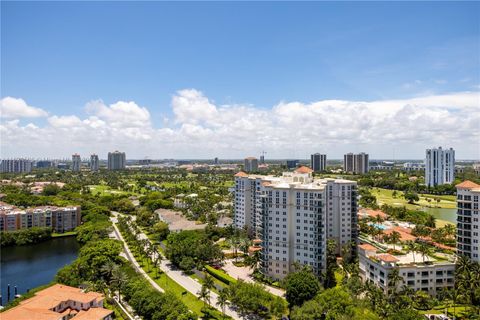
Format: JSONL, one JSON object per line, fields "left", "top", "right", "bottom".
{"left": 110, "top": 212, "right": 241, "bottom": 320}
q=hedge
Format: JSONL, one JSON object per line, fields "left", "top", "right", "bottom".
{"left": 205, "top": 265, "right": 237, "bottom": 286}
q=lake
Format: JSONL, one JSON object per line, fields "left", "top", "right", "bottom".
{"left": 0, "top": 236, "right": 80, "bottom": 305}
{"left": 422, "top": 207, "right": 457, "bottom": 224}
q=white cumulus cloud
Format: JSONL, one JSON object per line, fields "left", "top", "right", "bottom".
{"left": 0, "top": 90, "right": 479, "bottom": 159}
{"left": 0, "top": 97, "right": 48, "bottom": 118}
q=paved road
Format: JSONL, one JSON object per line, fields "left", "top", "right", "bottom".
{"left": 110, "top": 212, "right": 241, "bottom": 320}
{"left": 223, "top": 260, "right": 285, "bottom": 298}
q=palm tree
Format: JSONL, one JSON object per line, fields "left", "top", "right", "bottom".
{"left": 240, "top": 237, "right": 251, "bottom": 256}
{"left": 217, "top": 288, "right": 230, "bottom": 319}
{"left": 203, "top": 273, "right": 215, "bottom": 291}
{"left": 425, "top": 214, "right": 436, "bottom": 228}
{"left": 100, "top": 261, "right": 118, "bottom": 284}
{"left": 389, "top": 231, "right": 401, "bottom": 250}
{"left": 405, "top": 241, "right": 418, "bottom": 263}
{"left": 111, "top": 269, "right": 128, "bottom": 303}
{"left": 443, "top": 224, "right": 456, "bottom": 238}
{"left": 198, "top": 284, "right": 211, "bottom": 309}
{"left": 417, "top": 241, "right": 431, "bottom": 263}
{"left": 387, "top": 268, "right": 403, "bottom": 297}
{"left": 228, "top": 236, "right": 240, "bottom": 261}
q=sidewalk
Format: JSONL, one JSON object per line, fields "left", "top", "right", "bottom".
{"left": 110, "top": 215, "right": 165, "bottom": 293}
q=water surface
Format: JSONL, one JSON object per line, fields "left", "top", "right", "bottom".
{"left": 0, "top": 236, "right": 80, "bottom": 305}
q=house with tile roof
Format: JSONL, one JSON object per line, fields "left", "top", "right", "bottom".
{"left": 1, "top": 284, "right": 113, "bottom": 320}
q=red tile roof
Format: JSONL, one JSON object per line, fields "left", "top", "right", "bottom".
{"left": 358, "top": 243, "right": 377, "bottom": 251}
{"left": 234, "top": 171, "right": 249, "bottom": 177}
{"left": 377, "top": 254, "right": 399, "bottom": 263}
{"left": 358, "top": 208, "right": 387, "bottom": 219}
{"left": 456, "top": 180, "right": 480, "bottom": 189}
{"left": 295, "top": 166, "right": 313, "bottom": 174}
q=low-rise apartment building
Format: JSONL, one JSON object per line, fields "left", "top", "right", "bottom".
{"left": 2, "top": 284, "right": 113, "bottom": 320}
{"left": 0, "top": 202, "right": 81, "bottom": 232}
{"left": 359, "top": 244, "right": 455, "bottom": 296}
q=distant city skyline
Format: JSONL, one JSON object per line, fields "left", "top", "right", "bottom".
{"left": 1, "top": 2, "right": 479, "bottom": 159}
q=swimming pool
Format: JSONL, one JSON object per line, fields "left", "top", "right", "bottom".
{"left": 368, "top": 223, "right": 388, "bottom": 230}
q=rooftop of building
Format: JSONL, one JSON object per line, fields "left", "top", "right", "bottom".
{"left": 456, "top": 180, "right": 480, "bottom": 190}
{"left": 234, "top": 171, "right": 356, "bottom": 190}
{"left": 294, "top": 166, "right": 314, "bottom": 174}
{"left": 1, "top": 284, "right": 109, "bottom": 320}
{"left": 0, "top": 202, "right": 79, "bottom": 216}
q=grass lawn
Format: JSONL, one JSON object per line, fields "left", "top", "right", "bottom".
{"left": 88, "top": 184, "right": 134, "bottom": 196}
{"left": 371, "top": 188, "right": 456, "bottom": 210}
{"left": 51, "top": 231, "right": 77, "bottom": 238}
{"left": 435, "top": 219, "right": 454, "bottom": 228}
{"left": 103, "top": 298, "right": 127, "bottom": 320}
{"left": 420, "top": 304, "right": 472, "bottom": 318}
{"left": 136, "top": 256, "right": 226, "bottom": 319}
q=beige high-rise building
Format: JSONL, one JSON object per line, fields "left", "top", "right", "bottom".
{"left": 244, "top": 157, "right": 258, "bottom": 172}
{"left": 108, "top": 151, "right": 126, "bottom": 170}
{"left": 233, "top": 167, "right": 358, "bottom": 280}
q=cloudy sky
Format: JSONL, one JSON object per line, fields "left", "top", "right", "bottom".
{"left": 1, "top": 2, "right": 479, "bottom": 160}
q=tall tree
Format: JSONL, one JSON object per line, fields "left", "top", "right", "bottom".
{"left": 284, "top": 265, "right": 322, "bottom": 309}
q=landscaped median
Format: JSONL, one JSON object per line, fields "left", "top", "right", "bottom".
{"left": 205, "top": 265, "right": 238, "bottom": 286}
{"left": 116, "top": 218, "right": 229, "bottom": 319}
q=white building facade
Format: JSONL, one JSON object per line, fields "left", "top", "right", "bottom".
{"left": 456, "top": 181, "right": 480, "bottom": 262}
{"left": 425, "top": 147, "right": 455, "bottom": 187}
{"left": 234, "top": 167, "right": 358, "bottom": 280}
{"left": 359, "top": 245, "right": 455, "bottom": 296}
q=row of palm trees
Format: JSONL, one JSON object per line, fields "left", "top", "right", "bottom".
{"left": 118, "top": 216, "right": 164, "bottom": 278}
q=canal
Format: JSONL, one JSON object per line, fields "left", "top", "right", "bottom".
{"left": 0, "top": 236, "right": 80, "bottom": 305}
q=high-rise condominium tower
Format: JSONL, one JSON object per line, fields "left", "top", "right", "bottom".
{"left": 456, "top": 180, "right": 480, "bottom": 262}
{"left": 108, "top": 151, "right": 126, "bottom": 170}
{"left": 344, "top": 153, "right": 369, "bottom": 174}
{"left": 72, "top": 154, "right": 81, "bottom": 172}
{"left": 425, "top": 147, "right": 455, "bottom": 187}
{"left": 233, "top": 167, "right": 357, "bottom": 279}
{"left": 244, "top": 157, "right": 258, "bottom": 172}
{"left": 0, "top": 159, "right": 33, "bottom": 173}
{"left": 310, "top": 153, "right": 327, "bottom": 172}
{"left": 90, "top": 154, "right": 99, "bottom": 171}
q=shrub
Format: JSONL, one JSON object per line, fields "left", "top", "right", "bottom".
{"left": 205, "top": 265, "right": 237, "bottom": 285}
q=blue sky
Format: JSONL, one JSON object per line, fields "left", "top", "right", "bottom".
{"left": 1, "top": 2, "right": 479, "bottom": 159}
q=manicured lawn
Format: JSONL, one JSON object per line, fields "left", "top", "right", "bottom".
{"left": 52, "top": 231, "right": 77, "bottom": 237}
{"left": 103, "top": 297, "right": 127, "bottom": 320}
{"left": 420, "top": 304, "right": 472, "bottom": 318}
{"left": 88, "top": 184, "right": 134, "bottom": 196}
{"left": 124, "top": 233, "right": 225, "bottom": 319}
{"left": 136, "top": 255, "right": 226, "bottom": 319}
{"left": 371, "top": 188, "right": 456, "bottom": 210}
